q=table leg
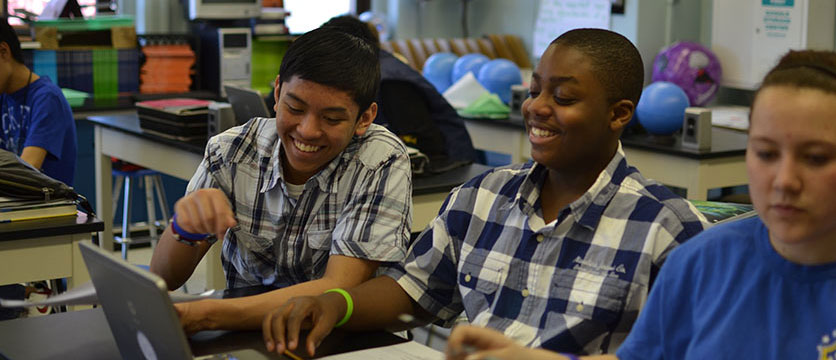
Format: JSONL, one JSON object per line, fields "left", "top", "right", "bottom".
{"left": 94, "top": 126, "right": 114, "bottom": 251}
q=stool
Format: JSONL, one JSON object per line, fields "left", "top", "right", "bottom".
{"left": 112, "top": 166, "right": 170, "bottom": 260}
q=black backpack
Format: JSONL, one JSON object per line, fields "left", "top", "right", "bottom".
{"left": 0, "top": 149, "right": 95, "bottom": 215}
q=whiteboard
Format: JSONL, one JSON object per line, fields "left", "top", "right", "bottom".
{"left": 532, "top": 0, "right": 611, "bottom": 59}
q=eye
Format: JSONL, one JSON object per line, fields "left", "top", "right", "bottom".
{"left": 324, "top": 117, "right": 345, "bottom": 124}
{"left": 285, "top": 103, "right": 303, "bottom": 114}
{"left": 755, "top": 150, "right": 778, "bottom": 161}
{"left": 528, "top": 90, "right": 540, "bottom": 98}
{"left": 554, "top": 96, "right": 575, "bottom": 105}
{"left": 804, "top": 153, "right": 831, "bottom": 166}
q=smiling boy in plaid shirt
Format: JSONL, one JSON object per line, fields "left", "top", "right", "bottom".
{"left": 262, "top": 28, "right": 710, "bottom": 357}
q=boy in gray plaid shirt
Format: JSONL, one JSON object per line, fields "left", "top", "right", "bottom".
{"left": 149, "top": 28, "right": 412, "bottom": 333}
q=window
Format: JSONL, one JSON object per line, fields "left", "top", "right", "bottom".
{"left": 7, "top": 0, "right": 97, "bottom": 25}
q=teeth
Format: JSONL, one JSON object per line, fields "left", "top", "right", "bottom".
{"left": 293, "top": 140, "right": 321, "bottom": 153}
{"left": 531, "top": 126, "right": 556, "bottom": 137}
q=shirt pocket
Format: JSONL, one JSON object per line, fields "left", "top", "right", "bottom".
{"left": 458, "top": 253, "right": 508, "bottom": 320}
{"left": 229, "top": 227, "right": 275, "bottom": 280}
{"left": 551, "top": 268, "right": 630, "bottom": 325}
{"left": 306, "top": 229, "right": 333, "bottom": 251}
{"left": 231, "top": 226, "right": 273, "bottom": 254}
{"left": 305, "top": 229, "right": 333, "bottom": 278}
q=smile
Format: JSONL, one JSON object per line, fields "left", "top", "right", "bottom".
{"left": 530, "top": 126, "right": 557, "bottom": 137}
{"left": 293, "top": 139, "right": 322, "bottom": 153}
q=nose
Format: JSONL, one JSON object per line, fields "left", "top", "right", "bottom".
{"left": 296, "top": 114, "right": 322, "bottom": 139}
{"left": 772, "top": 156, "right": 802, "bottom": 194}
{"left": 523, "top": 94, "right": 553, "bottom": 120}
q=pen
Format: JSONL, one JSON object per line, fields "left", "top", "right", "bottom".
{"left": 282, "top": 349, "right": 303, "bottom": 360}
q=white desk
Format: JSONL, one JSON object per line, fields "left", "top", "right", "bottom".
{"left": 464, "top": 118, "right": 749, "bottom": 200}
{"left": 88, "top": 113, "right": 485, "bottom": 290}
{"left": 0, "top": 213, "right": 104, "bottom": 291}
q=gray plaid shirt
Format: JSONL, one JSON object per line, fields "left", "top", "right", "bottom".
{"left": 385, "top": 144, "right": 709, "bottom": 354}
{"left": 187, "top": 118, "right": 412, "bottom": 288}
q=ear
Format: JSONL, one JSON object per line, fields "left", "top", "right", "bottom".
{"left": 273, "top": 75, "right": 281, "bottom": 112}
{"left": 609, "top": 99, "right": 635, "bottom": 133}
{"left": 0, "top": 42, "right": 11, "bottom": 61}
{"left": 354, "top": 102, "right": 377, "bottom": 136}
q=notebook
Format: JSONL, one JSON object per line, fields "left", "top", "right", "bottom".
{"left": 224, "top": 85, "right": 271, "bottom": 124}
{"left": 0, "top": 197, "right": 77, "bottom": 222}
{"left": 78, "top": 241, "right": 280, "bottom": 360}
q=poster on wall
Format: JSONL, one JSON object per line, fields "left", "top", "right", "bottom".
{"left": 532, "top": 0, "right": 611, "bottom": 60}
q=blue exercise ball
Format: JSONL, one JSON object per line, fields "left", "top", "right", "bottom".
{"left": 477, "top": 58, "right": 522, "bottom": 104}
{"left": 636, "top": 81, "right": 690, "bottom": 135}
{"left": 451, "top": 53, "right": 490, "bottom": 84}
{"left": 422, "top": 52, "right": 458, "bottom": 93}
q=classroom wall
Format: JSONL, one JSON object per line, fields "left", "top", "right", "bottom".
{"left": 372, "top": 0, "right": 704, "bottom": 84}
{"left": 373, "top": 0, "right": 835, "bottom": 104}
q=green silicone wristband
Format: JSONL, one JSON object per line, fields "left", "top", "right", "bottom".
{"left": 324, "top": 288, "right": 353, "bottom": 327}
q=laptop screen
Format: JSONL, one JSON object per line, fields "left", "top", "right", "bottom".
{"left": 224, "top": 85, "right": 272, "bottom": 124}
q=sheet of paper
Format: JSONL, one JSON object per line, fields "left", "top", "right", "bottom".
{"left": 319, "top": 341, "right": 444, "bottom": 360}
{"left": 533, "top": 0, "right": 611, "bottom": 59}
{"left": 443, "top": 72, "right": 490, "bottom": 109}
{"left": 0, "top": 281, "right": 220, "bottom": 308}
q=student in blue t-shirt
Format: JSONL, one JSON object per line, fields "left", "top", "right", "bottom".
{"left": 0, "top": 19, "right": 76, "bottom": 321}
{"left": 0, "top": 20, "right": 76, "bottom": 186}
{"left": 444, "top": 49, "right": 836, "bottom": 360}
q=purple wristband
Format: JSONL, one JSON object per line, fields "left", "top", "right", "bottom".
{"left": 560, "top": 354, "right": 581, "bottom": 360}
{"left": 171, "top": 213, "right": 210, "bottom": 241}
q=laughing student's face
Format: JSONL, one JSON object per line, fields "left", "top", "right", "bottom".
{"left": 522, "top": 43, "right": 627, "bottom": 172}
{"left": 274, "top": 76, "right": 376, "bottom": 184}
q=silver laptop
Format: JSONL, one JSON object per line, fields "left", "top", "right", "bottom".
{"left": 78, "top": 241, "right": 277, "bottom": 360}
{"left": 224, "top": 84, "right": 272, "bottom": 124}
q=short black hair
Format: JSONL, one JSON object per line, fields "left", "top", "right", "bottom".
{"left": 321, "top": 15, "right": 379, "bottom": 47}
{"left": 278, "top": 27, "right": 380, "bottom": 115}
{"left": 0, "top": 20, "right": 24, "bottom": 64}
{"left": 757, "top": 50, "right": 836, "bottom": 96}
{"left": 551, "top": 28, "right": 644, "bottom": 105}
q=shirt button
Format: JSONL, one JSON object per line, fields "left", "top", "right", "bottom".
{"left": 464, "top": 274, "right": 472, "bottom": 282}
{"left": 521, "top": 288, "right": 530, "bottom": 297}
{"left": 576, "top": 303, "right": 584, "bottom": 312}
{"left": 536, "top": 234, "right": 544, "bottom": 242}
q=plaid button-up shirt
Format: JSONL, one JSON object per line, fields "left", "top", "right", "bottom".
{"left": 385, "top": 143, "right": 709, "bottom": 354}
{"left": 187, "top": 118, "right": 412, "bottom": 288}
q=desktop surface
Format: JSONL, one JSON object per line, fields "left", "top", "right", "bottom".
{"left": 0, "top": 289, "right": 408, "bottom": 360}
{"left": 463, "top": 116, "right": 748, "bottom": 159}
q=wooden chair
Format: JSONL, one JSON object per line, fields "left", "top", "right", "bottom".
{"left": 433, "top": 38, "right": 453, "bottom": 54}
{"left": 422, "top": 38, "right": 440, "bottom": 55}
{"left": 476, "top": 38, "right": 497, "bottom": 59}
{"left": 380, "top": 41, "right": 395, "bottom": 55}
{"left": 487, "top": 34, "right": 515, "bottom": 63}
{"left": 503, "top": 34, "right": 533, "bottom": 68}
{"left": 407, "top": 38, "right": 430, "bottom": 69}
{"left": 393, "top": 39, "right": 419, "bottom": 70}
{"left": 449, "top": 38, "right": 471, "bottom": 56}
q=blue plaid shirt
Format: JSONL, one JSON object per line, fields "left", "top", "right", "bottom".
{"left": 385, "top": 143, "right": 709, "bottom": 354}
{"left": 187, "top": 118, "right": 412, "bottom": 288}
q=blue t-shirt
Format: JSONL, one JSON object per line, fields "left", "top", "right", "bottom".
{"left": 0, "top": 76, "right": 76, "bottom": 186}
{"left": 616, "top": 216, "right": 836, "bottom": 359}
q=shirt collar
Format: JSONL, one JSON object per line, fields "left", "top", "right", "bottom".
{"left": 515, "top": 141, "right": 630, "bottom": 230}
{"left": 259, "top": 134, "right": 363, "bottom": 194}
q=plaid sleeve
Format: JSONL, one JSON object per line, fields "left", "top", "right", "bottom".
{"left": 330, "top": 150, "right": 412, "bottom": 263}
{"left": 385, "top": 187, "right": 465, "bottom": 323}
{"left": 185, "top": 138, "right": 232, "bottom": 196}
